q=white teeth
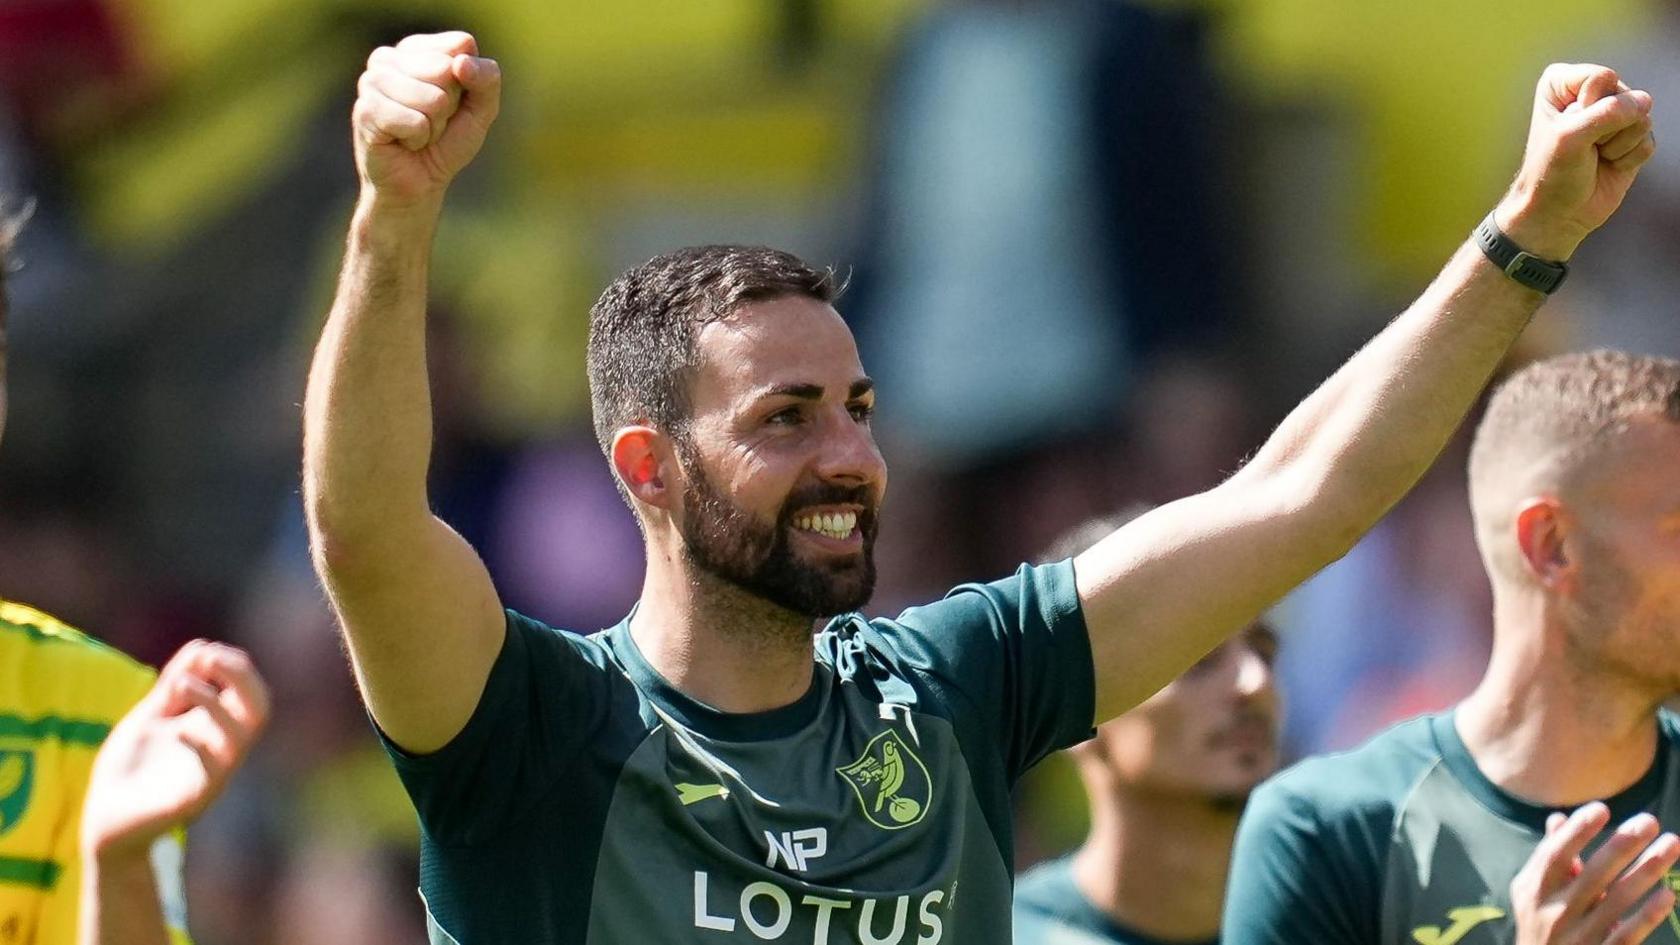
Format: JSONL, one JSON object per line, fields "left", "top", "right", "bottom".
{"left": 794, "top": 511, "right": 858, "bottom": 540}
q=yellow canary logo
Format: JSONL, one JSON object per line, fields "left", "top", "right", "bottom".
{"left": 837, "top": 729, "right": 932, "bottom": 830}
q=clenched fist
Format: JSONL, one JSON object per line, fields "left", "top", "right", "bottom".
{"left": 352, "top": 31, "right": 502, "bottom": 207}
{"left": 1497, "top": 63, "right": 1656, "bottom": 261}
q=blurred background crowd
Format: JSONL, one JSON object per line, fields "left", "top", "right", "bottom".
{"left": 0, "top": 0, "right": 1672, "bottom": 940}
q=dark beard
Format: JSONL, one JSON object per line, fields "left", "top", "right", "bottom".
{"left": 678, "top": 450, "right": 879, "bottom": 619}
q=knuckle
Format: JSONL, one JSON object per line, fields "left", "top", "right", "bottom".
{"left": 366, "top": 45, "right": 395, "bottom": 69}
{"left": 417, "top": 85, "right": 451, "bottom": 116}
{"left": 402, "top": 111, "right": 432, "bottom": 137}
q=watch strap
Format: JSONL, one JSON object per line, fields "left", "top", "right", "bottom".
{"left": 1474, "top": 211, "right": 1568, "bottom": 295}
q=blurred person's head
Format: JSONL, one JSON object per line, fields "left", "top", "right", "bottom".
{"left": 587, "top": 246, "right": 886, "bottom": 628}
{"left": 1467, "top": 350, "right": 1680, "bottom": 693}
{"left": 1044, "top": 512, "right": 1282, "bottom": 812}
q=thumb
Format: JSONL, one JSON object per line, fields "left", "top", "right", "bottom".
{"left": 452, "top": 55, "right": 501, "bottom": 106}
{"left": 445, "top": 55, "right": 501, "bottom": 142}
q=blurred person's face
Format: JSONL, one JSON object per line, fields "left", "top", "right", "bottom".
{"left": 1529, "top": 420, "right": 1680, "bottom": 689}
{"left": 1078, "top": 622, "right": 1281, "bottom": 808}
{"left": 667, "top": 296, "right": 887, "bottom": 620}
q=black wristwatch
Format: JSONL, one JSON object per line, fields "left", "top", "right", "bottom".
{"left": 1473, "top": 211, "right": 1568, "bottom": 295}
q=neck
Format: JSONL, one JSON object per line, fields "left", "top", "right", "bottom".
{"left": 1070, "top": 786, "right": 1237, "bottom": 942}
{"left": 629, "top": 544, "right": 816, "bottom": 714}
{"left": 1456, "top": 589, "right": 1664, "bottom": 806}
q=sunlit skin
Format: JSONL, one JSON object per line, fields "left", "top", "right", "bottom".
{"left": 614, "top": 295, "right": 888, "bottom": 713}
{"left": 1066, "top": 622, "right": 1280, "bottom": 941}
{"left": 1460, "top": 417, "right": 1680, "bottom": 809}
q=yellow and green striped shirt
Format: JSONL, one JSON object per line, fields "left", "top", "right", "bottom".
{"left": 0, "top": 600, "right": 190, "bottom": 945}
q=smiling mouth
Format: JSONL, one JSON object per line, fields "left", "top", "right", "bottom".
{"left": 792, "top": 510, "right": 858, "bottom": 541}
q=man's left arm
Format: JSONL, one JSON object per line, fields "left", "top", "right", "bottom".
{"left": 79, "top": 642, "right": 269, "bottom": 945}
{"left": 1079, "top": 64, "right": 1655, "bottom": 721}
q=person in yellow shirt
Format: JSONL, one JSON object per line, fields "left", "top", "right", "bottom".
{"left": 0, "top": 211, "right": 269, "bottom": 945}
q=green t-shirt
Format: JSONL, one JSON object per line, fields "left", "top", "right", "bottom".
{"left": 1223, "top": 710, "right": 1680, "bottom": 945}
{"left": 384, "top": 561, "right": 1095, "bottom": 944}
{"left": 1014, "top": 855, "right": 1220, "bottom": 945}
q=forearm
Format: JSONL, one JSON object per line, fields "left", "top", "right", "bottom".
{"left": 303, "top": 194, "right": 444, "bottom": 563}
{"left": 1239, "top": 234, "right": 1542, "bottom": 543}
{"left": 79, "top": 849, "right": 168, "bottom": 945}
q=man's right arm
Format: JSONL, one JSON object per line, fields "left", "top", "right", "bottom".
{"left": 302, "top": 32, "right": 506, "bottom": 754}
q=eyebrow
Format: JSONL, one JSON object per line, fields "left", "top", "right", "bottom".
{"left": 759, "top": 378, "right": 875, "bottom": 401}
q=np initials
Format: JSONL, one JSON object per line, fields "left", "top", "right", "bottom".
{"left": 765, "top": 828, "right": 828, "bottom": 873}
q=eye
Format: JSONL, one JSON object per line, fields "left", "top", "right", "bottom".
{"left": 848, "top": 401, "right": 874, "bottom": 423}
{"left": 767, "top": 406, "right": 805, "bottom": 426}
{"left": 1248, "top": 632, "right": 1280, "bottom": 667}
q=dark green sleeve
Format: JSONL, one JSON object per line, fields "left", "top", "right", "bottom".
{"left": 866, "top": 560, "right": 1095, "bottom": 781}
{"left": 1223, "top": 775, "right": 1382, "bottom": 945}
{"left": 376, "top": 610, "right": 618, "bottom": 845}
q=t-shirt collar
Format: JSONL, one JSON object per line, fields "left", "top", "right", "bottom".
{"left": 603, "top": 611, "right": 828, "bottom": 742}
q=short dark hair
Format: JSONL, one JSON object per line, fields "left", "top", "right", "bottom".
{"left": 586, "top": 244, "right": 839, "bottom": 463}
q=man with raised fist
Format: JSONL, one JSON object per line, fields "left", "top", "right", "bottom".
{"left": 304, "top": 31, "right": 1656, "bottom": 944}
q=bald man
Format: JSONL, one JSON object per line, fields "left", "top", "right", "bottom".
{"left": 1226, "top": 350, "right": 1680, "bottom": 945}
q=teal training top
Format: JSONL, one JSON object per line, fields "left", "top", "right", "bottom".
{"left": 1014, "top": 855, "right": 1220, "bottom": 945}
{"left": 1223, "top": 710, "right": 1680, "bottom": 945}
{"left": 384, "top": 561, "right": 1095, "bottom": 944}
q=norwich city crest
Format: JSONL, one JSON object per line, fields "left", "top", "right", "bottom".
{"left": 837, "top": 730, "right": 932, "bottom": 830}
{"left": 0, "top": 750, "right": 32, "bottom": 836}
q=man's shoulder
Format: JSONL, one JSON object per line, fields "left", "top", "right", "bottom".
{"left": 817, "top": 560, "right": 1083, "bottom": 661}
{"left": 1011, "top": 858, "right": 1115, "bottom": 945}
{"left": 1254, "top": 713, "right": 1446, "bottom": 829}
{"left": 0, "top": 598, "right": 155, "bottom": 718}
{"left": 506, "top": 609, "right": 625, "bottom": 669}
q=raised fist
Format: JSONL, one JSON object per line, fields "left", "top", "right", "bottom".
{"left": 1498, "top": 64, "right": 1656, "bottom": 261}
{"left": 351, "top": 31, "right": 502, "bottom": 206}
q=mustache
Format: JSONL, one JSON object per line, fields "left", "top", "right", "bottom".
{"left": 778, "top": 483, "right": 880, "bottom": 522}
{"left": 1206, "top": 709, "right": 1279, "bottom": 750}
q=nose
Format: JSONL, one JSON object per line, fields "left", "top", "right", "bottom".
{"left": 1233, "top": 646, "right": 1276, "bottom": 704}
{"left": 815, "top": 406, "right": 887, "bottom": 488}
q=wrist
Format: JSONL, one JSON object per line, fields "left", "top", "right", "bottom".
{"left": 354, "top": 187, "right": 446, "bottom": 234}
{"left": 81, "top": 831, "right": 153, "bottom": 873}
{"left": 1493, "top": 193, "right": 1585, "bottom": 262}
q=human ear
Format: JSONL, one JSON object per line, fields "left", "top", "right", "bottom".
{"left": 611, "top": 426, "right": 675, "bottom": 511}
{"left": 1514, "top": 497, "right": 1574, "bottom": 589}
